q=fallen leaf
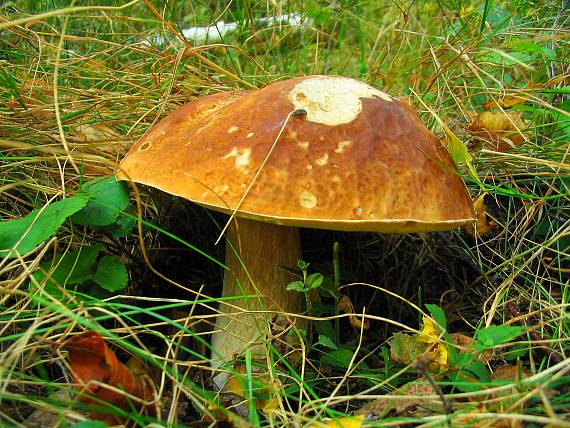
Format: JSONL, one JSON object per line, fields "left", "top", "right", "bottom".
{"left": 339, "top": 295, "right": 369, "bottom": 330}
{"left": 492, "top": 364, "right": 531, "bottom": 382}
{"left": 468, "top": 111, "right": 530, "bottom": 151}
{"left": 450, "top": 333, "right": 491, "bottom": 363}
{"left": 389, "top": 332, "right": 426, "bottom": 365}
{"left": 465, "top": 194, "right": 496, "bottom": 237}
{"left": 483, "top": 96, "right": 527, "bottom": 110}
{"left": 58, "top": 331, "right": 153, "bottom": 424}
{"left": 316, "top": 415, "right": 365, "bottom": 428}
{"left": 389, "top": 316, "right": 448, "bottom": 370}
{"left": 456, "top": 363, "right": 532, "bottom": 427}
{"left": 358, "top": 378, "right": 446, "bottom": 419}
{"left": 224, "top": 363, "right": 282, "bottom": 418}
{"left": 418, "top": 317, "right": 448, "bottom": 369}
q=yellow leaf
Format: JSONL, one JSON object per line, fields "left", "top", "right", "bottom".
{"left": 418, "top": 316, "right": 448, "bottom": 369}
{"left": 225, "top": 363, "right": 282, "bottom": 416}
{"left": 358, "top": 378, "right": 444, "bottom": 418}
{"left": 389, "top": 316, "right": 448, "bottom": 369}
{"left": 317, "top": 415, "right": 365, "bottom": 428}
{"left": 468, "top": 111, "right": 529, "bottom": 151}
{"left": 465, "top": 194, "right": 496, "bottom": 237}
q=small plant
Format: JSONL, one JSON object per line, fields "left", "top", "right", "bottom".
{"left": 1, "top": 177, "right": 135, "bottom": 297}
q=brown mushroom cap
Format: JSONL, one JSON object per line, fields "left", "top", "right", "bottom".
{"left": 118, "top": 75, "right": 475, "bottom": 232}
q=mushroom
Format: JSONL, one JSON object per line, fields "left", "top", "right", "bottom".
{"left": 117, "top": 75, "right": 475, "bottom": 385}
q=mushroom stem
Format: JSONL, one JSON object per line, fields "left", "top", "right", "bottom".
{"left": 211, "top": 217, "right": 302, "bottom": 378}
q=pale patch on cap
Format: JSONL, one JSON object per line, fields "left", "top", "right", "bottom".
{"left": 224, "top": 147, "right": 251, "bottom": 174}
{"left": 299, "top": 191, "right": 317, "bottom": 209}
{"left": 288, "top": 76, "right": 392, "bottom": 126}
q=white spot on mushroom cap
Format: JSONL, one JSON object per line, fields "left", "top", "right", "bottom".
{"left": 288, "top": 77, "right": 392, "bottom": 126}
{"left": 214, "top": 184, "right": 230, "bottom": 196}
{"left": 227, "top": 126, "right": 239, "bottom": 134}
{"left": 297, "top": 142, "right": 310, "bottom": 150}
{"left": 315, "top": 153, "right": 329, "bottom": 166}
{"left": 246, "top": 132, "right": 254, "bottom": 138}
{"left": 223, "top": 147, "right": 251, "bottom": 174}
{"left": 299, "top": 191, "right": 317, "bottom": 209}
{"left": 335, "top": 140, "right": 353, "bottom": 154}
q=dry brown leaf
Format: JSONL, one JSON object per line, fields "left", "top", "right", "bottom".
{"left": 456, "top": 364, "right": 532, "bottom": 428}
{"left": 75, "top": 123, "right": 118, "bottom": 142}
{"left": 57, "top": 331, "right": 154, "bottom": 424}
{"left": 339, "top": 295, "right": 369, "bottom": 330}
{"left": 492, "top": 364, "right": 531, "bottom": 382}
{"left": 483, "top": 96, "right": 527, "bottom": 110}
{"left": 466, "top": 194, "right": 496, "bottom": 237}
{"left": 358, "top": 378, "right": 446, "bottom": 419}
{"left": 450, "top": 333, "right": 492, "bottom": 363}
{"left": 468, "top": 111, "right": 530, "bottom": 151}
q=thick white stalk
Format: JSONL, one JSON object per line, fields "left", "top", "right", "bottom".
{"left": 211, "top": 218, "right": 302, "bottom": 385}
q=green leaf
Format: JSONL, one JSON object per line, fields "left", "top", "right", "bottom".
{"left": 286, "top": 281, "right": 308, "bottom": 293}
{"left": 320, "top": 348, "right": 370, "bottom": 372}
{"left": 307, "top": 273, "right": 324, "bottom": 290}
{"left": 32, "top": 245, "right": 102, "bottom": 296}
{"left": 319, "top": 276, "right": 340, "bottom": 299}
{"left": 315, "top": 334, "right": 338, "bottom": 350}
{"left": 442, "top": 125, "right": 478, "bottom": 182}
{"left": 449, "top": 359, "right": 491, "bottom": 393}
{"left": 70, "top": 421, "right": 109, "bottom": 428}
{"left": 480, "top": 0, "right": 493, "bottom": 33}
{"left": 475, "top": 325, "right": 524, "bottom": 353}
{"left": 108, "top": 211, "right": 137, "bottom": 238}
{"left": 0, "top": 197, "right": 87, "bottom": 259}
{"left": 72, "top": 177, "right": 130, "bottom": 226}
{"left": 314, "top": 319, "right": 336, "bottom": 340}
{"left": 92, "top": 256, "right": 129, "bottom": 292}
{"left": 389, "top": 332, "right": 426, "bottom": 365}
{"left": 425, "top": 304, "right": 447, "bottom": 330}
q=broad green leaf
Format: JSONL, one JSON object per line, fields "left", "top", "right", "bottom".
{"left": 449, "top": 359, "right": 491, "bottom": 392}
{"left": 319, "top": 276, "right": 340, "bottom": 299}
{"left": 108, "top": 211, "right": 137, "bottom": 237}
{"left": 307, "top": 273, "right": 324, "bottom": 290}
{"left": 0, "top": 197, "right": 87, "bottom": 259}
{"left": 475, "top": 325, "right": 524, "bottom": 353}
{"left": 320, "top": 348, "right": 370, "bottom": 371}
{"left": 92, "top": 256, "right": 129, "bottom": 292}
{"left": 286, "top": 281, "right": 308, "bottom": 293}
{"left": 315, "top": 334, "right": 338, "bottom": 350}
{"left": 425, "top": 304, "right": 447, "bottom": 330}
{"left": 72, "top": 177, "right": 130, "bottom": 226}
{"left": 33, "top": 245, "right": 101, "bottom": 288}
{"left": 314, "top": 319, "right": 336, "bottom": 341}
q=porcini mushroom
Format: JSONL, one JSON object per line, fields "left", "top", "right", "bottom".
{"left": 117, "top": 75, "right": 475, "bottom": 384}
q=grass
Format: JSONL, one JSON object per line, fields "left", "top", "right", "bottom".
{"left": 1, "top": 0, "right": 569, "bottom": 426}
